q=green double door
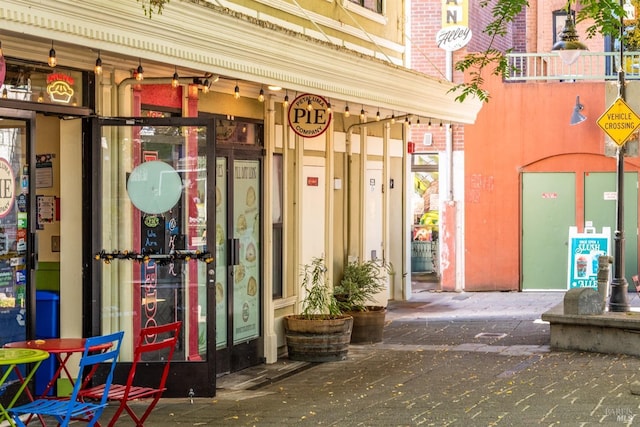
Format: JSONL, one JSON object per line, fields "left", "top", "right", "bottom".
{"left": 522, "top": 172, "right": 638, "bottom": 291}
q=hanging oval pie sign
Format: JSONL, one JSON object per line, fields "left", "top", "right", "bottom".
{"left": 0, "top": 158, "right": 15, "bottom": 218}
{"left": 436, "top": 25, "right": 472, "bottom": 51}
{"left": 287, "top": 93, "right": 332, "bottom": 138}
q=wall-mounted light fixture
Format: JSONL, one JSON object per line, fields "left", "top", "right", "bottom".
{"left": 570, "top": 95, "right": 586, "bottom": 125}
{"left": 48, "top": 41, "right": 57, "bottom": 68}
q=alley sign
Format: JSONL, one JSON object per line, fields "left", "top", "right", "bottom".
{"left": 597, "top": 97, "right": 640, "bottom": 146}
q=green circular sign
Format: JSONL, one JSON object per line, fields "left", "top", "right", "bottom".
{"left": 127, "top": 161, "right": 182, "bottom": 214}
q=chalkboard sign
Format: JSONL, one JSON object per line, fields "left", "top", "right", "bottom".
{"left": 141, "top": 215, "right": 165, "bottom": 254}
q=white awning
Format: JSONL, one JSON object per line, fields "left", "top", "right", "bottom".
{"left": 0, "top": 0, "right": 483, "bottom": 123}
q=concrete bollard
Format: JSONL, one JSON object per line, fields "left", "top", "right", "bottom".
{"left": 597, "top": 255, "right": 613, "bottom": 311}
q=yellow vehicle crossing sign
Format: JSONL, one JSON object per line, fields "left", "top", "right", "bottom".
{"left": 597, "top": 97, "right": 640, "bottom": 146}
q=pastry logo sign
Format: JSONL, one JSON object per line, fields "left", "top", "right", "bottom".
{"left": 288, "top": 93, "right": 332, "bottom": 138}
{"left": 0, "top": 158, "right": 15, "bottom": 218}
{"left": 46, "top": 73, "right": 75, "bottom": 104}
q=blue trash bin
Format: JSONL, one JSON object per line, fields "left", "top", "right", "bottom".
{"left": 35, "top": 290, "right": 59, "bottom": 396}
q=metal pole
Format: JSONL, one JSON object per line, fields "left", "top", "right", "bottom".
{"left": 609, "top": 0, "right": 630, "bottom": 312}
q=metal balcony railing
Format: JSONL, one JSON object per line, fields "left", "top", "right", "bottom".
{"left": 505, "top": 51, "right": 640, "bottom": 82}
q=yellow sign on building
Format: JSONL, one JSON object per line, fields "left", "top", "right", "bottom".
{"left": 597, "top": 97, "right": 640, "bottom": 146}
{"left": 442, "top": 0, "right": 468, "bottom": 27}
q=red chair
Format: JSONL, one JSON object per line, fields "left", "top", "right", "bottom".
{"left": 79, "top": 321, "right": 181, "bottom": 427}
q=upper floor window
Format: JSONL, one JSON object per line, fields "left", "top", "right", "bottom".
{"left": 349, "top": 0, "right": 383, "bottom": 14}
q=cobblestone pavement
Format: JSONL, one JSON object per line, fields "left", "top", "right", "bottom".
{"left": 98, "top": 291, "right": 640, "bottom": 426}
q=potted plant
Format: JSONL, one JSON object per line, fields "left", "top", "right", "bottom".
{"left": 334, "top": 258, "right": 390, "bottom": 344}
{"left": 283, "top": 257, "right": 353, "bottom": 362}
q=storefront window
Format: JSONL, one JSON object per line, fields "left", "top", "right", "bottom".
{"left": 1, "top": 59, "right": 84, "bottom": 107}
{"left": 97, "top": 120, "right": 209, "bottom": 363}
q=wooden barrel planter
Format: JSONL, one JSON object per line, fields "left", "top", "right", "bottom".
{"left": 347, "top": 306, "right": 386, "bottom": 344}
{"left": 283, "top": 315, "right": 353, "bottom": 362}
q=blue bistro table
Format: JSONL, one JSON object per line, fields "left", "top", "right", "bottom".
{"left": 0, "top": 348, "right": 49, "bottom": 426}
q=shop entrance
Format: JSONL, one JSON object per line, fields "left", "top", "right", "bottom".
{"left": 90, "top": 117, "right": 216, "bottom": 397}
{"left": 213, "top": 117, "right": 263, "bottom": 375}
{"left": 0, "top": 108, "right": 34, "bottom": 347}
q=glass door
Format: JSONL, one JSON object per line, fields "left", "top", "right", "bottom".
{"left": 0, "top": 109, "right": 34, "bottom": 347}
{"left": 91, "top": 117, "right": 215, "bottom": 397}
{"left": 214, "top": 117, "right": 262, "bottom": 374}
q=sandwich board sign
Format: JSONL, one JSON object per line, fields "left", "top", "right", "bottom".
{"left": 567, "top": 225, "right": 611, "bottom": 289}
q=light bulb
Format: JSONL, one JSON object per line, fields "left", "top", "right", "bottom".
{"left": 376, "top": 110, "right": 380, "bottom": 121}
{"left": 136, "top": 61, "right": 144, "bottom": 81}
{"left": 48, "top": 42, "right": 57, "bottom": 68}
{"left": 307, "top": 99, "right": 313, "bottom": 111}
{"left": 94, "top": 52, "right": 103, "bottom": 75}
{"left": 234, "top": 83, "right": 240, "bottom": 99}
{"left": 258, "top": 88, "right": 264, "bottom": 102}
{"left": 283, "top": 93, "right": 289, "bottom": 108}
{"left": 345, "top": 105, "right": 350, "bottom": 118}
{"left": 171, "top": 70, "right": 179, "bottom": 88}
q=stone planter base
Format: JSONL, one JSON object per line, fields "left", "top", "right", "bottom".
{"left": 284, "top": 315, "right": 353, "bottom": 362}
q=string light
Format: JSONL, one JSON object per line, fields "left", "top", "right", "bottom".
{"left": 376, "top": 110, "right": 380, "bottom": 121}
{"left": 327, "top": 99, "right": 332, "bottom": 113}
{"left": 344, "top": 103, "right": 350, "bottom": 118}
{"left": 391, "top": 112, "right": 395, "bottom": 124}
{"left": 360, "top": 105, "right": 365, "bottom": 120}
{"left": 94, "top": 51, "right": 102, "bottom": 74}
{"left": 48, "top": 41, "right": 57, "bottom": 68}
{"left": 283, "top": 90, "right": 289, "bottom": 109}
{"left": 234, "top": 82, "right": 240, "bottom": 99}
{"left": 258, "top": 87, "right": 265, "bottom": 102}
{"left": 171, "top": 67, "right": 179, "bottom": 88}
{"left": 135, "top": 59, "right": 144, "bottom": 81}
{"left": 307, "top": 98, "right": 313, "bottom": 111}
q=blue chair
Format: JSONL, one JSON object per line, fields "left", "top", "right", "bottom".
{"left": 9, "top": 331, "right": 124, "bottom": 427}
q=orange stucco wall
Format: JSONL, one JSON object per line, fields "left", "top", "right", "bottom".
{"left": 464, "top": 77, "right": 640, "bottom": 291}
